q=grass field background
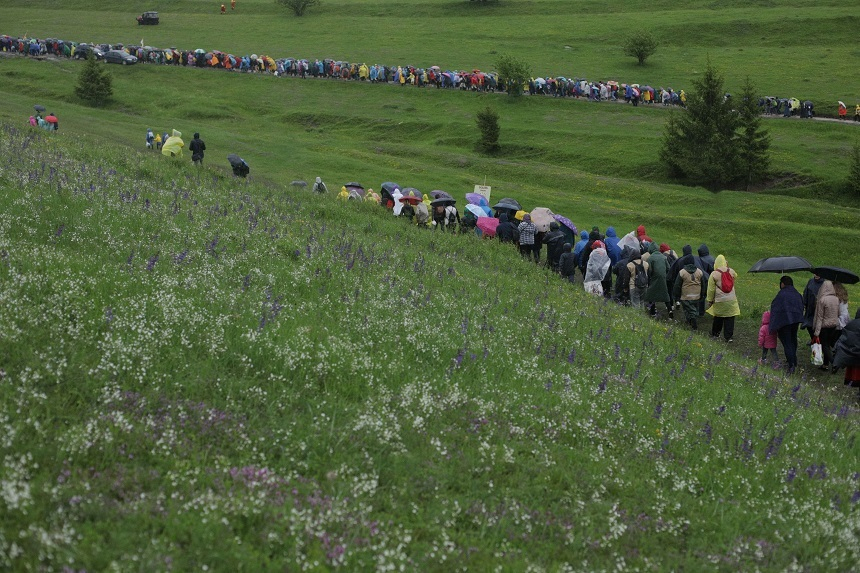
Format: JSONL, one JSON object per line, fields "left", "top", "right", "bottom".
{"left": 1, "top": 0, "right": 859, "bottom": 569}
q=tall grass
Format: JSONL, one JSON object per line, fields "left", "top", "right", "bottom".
{"left": 0, "top": 125, "right": 858, "bottom": 571}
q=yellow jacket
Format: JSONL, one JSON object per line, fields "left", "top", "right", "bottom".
{"left": 161, "top": 129, "right": 184, "bottom": 157}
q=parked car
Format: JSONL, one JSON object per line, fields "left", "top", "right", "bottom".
{"left": 73, "top": 43, "right": 105, "bottom": 60}
{"left": 137, "top": 11, "right": 159, "bottom": 25}
{"left": 104, "top": 50, "right": 138, "bottom": 65}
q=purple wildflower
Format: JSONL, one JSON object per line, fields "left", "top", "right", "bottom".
{"left": 146, "top": 253, "right": 159, "bottom": 272}
{"left": 786, "top": 467, "right": 797, "bottom": 483}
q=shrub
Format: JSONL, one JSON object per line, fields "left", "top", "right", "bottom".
{"left": 622, "top": 31, "right": 658, "bottom": 65}
{"left": 74, "top": 52, "right": 113, "bottom": 106}
{"left": 476, "top": 106, "right": 500, "bottom": 154}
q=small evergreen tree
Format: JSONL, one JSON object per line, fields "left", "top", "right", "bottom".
{"left": 275, "top": 0, "right": 320, "bottom": 16}
{"left": 622, "top": 31, "right": 658, "bottom": 65}
{"left": 476, "top": 106, "right": 500, "bottom": 154}
{"left": 736, "top": 76, "right": 771, "bottom": 190}
{"left": 659, "top": 60, "right": 740, "bottom": 191}
{"left": 848, "top": 140, "right": 860, "bottom": 197}
{"left": 75, "top": 52, "right": 113, "bottom": 107}
{"left": 495, "top": 54, "right": 531, "bottom": 98}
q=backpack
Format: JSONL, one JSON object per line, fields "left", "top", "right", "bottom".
{"left": 633, "top": 261, "right": 648, "bottom": 290}
{"left": 716, "top": 270, "right": 734, "bottom": 293}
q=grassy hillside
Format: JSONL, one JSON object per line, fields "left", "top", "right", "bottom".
{"left": 0, "top": 126, "right": 858, "bottom": 571}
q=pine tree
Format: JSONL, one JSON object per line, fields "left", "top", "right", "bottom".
{"left": 75, "top": 52, "right": 113, "bottom": 107}
{"left": 476, "top": 106, "right": 500, "bottom": 154}
{"left": 848, "top": 140, "right": 860, "bottom": 197}
{"left": 736, "top": 77, "right": 771, "bottom": 190}
{"left": 659, "top": 61, "right": 740, "bottom": 191}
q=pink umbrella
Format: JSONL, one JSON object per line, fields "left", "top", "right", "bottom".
{"left": 476, "top": 217, "right": 500, "bottom": 237}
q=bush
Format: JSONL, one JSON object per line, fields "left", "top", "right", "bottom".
{"left": 848, "top": 140, "right": 860, "bottom": 197}
{"left": 495, "top": 54, "right": 531, "bottom": 98}
{"left": 476, "top": 106, "right": 500, "bottom": 154}
{"left": 74, "top": 52, "right": 113, "bottom": 107}
{"left": 622, "top": 31, "right": 658, "bottom": 65}
{"left": 275, "top": 0, "right": 320, "bottom": 16}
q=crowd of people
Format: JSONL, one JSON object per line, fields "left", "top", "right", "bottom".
{"left": 5, "top": 31, "right": 859, "bottom": 116}
{"left": 325, "top": 181, "right": 860, "bottom": 392}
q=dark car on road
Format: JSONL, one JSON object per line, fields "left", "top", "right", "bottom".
{"left": 73, "top": 43, "right": 105, "bottom": 60}
{"left": 137, "top": 11, "right": 159, "bottom": 25}
{"left": 104, "top": 50, "right": 138, "bottom": 65}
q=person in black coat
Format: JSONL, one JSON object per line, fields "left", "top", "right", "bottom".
{"left": 496, "top": 213, "right": 517, "bottom": 244}
{"left": 542, "top": 222, "right": 567, "bottom": 271}
{"left": 833, "top": 318, "right": 860, "bottom": 395}
{"left": 769, "top": 275, "right": 805, "bottom": 374}
{"left": 612, "top": 246, "right": 633, "bottom": 305}
{"left": 189, "top": 133, "right": 206, "bottom": 165}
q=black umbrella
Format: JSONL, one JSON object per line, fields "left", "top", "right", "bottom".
{"left": 430, "top": 197, "right": 455, "bottom": 206}
{"left": 812, "top": 266, "right": 859, "bottom": 285}
{"left": 493, "top": 197, "right": 522, "bottom": 211}
{"left": 34, "top": 104, "right": 45, "bottom": 112}
{"left": 748, "top": 256, "right": 813, "bottom": 274}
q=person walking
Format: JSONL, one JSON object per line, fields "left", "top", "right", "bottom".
{"left": 758, "top": 311, "right": 779, "bottom": 365}
{"left": 643, "top": 242, "right": 671, "bottom": 317}
{"left": 833, "top": 318, "right": 860, "bottom": 397}
{"left": 854, "top": 104, "right": 860, "bottom": 122}
{"left": 769, "top": 276, "right": 805, "bottom": 374}
{"left": 706, "top": 254, "right": 740, "bottom": 342}
{"left": 802, "top": 274, "right": 824, "bottom": 343}
{"left": 221, "top": 4, "right": 226, "bottom": 14}
{"left": 558, "top": 243, "right": 576, "bottom": 284}
{"left": 673, "top": 259, "right": 705, "bottom": 330}
{"left": 312, "top": 177, "right": 327, "bottom": 193}
{"left": 583, "top": 240, "right": 610, "bottom": 296}
{"left": 626, "top": 247, "right": 649, "bottom": 309}
{"left": 189, "top": 132, "right": 206, "bottom": 165}
{"left": 813, "top": 280, "right": 841, "bottom": 371}
{"left": 145, "top": 128, "right": 155, "bottom": 150}
{"left": 517, "top": 214, "right": 537, "bottom": 262}
{"left": 161, "top": 129, "right": 184, "bottom": 158}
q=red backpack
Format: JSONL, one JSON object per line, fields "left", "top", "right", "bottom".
{"left": 716, "top": 270, "right": 734, "bottom": 293}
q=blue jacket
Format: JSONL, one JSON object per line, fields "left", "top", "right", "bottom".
{"left": 573, "top": 231, "right": 589, "bottom": 268}
{"left": 604, "top": 227, "right": 621, "bottom": 265}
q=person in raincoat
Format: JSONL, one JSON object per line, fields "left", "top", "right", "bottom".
{"left": 855, "top": 104, "right": 860, "bottom": 122}
{"left": 838, "top": 102, "right": 847, "bottom": 120}
{"left": 706, "top": 255, "right": 740, "bottom": 342}
{"left": 558, "top": 243, "right": 576, "bottom": 284}
{"left": 834, "top": 317, "right": 860, "bottom": 397}
{"left": 673, "top": 258, "right": 705, "bottom": 330}
{"left": 542, "top": 221, "right": 567, "bottom": 271}
{"left": 495, "top": 213, "right": 517, "bottom": 244}
{"left": 312, "top": 177, "right": 327, "bottom": 193}
{"left": 162, "top": 129, "right": 184, "bottom": 158}
{"left": 189, "top": 132, "right": 206, "bottom": 165}
{"left": 573, "top": 230, "right": 589, "bottom": 278}
{"left": 145, "top": 128, "right": 155, "bottom": 150}
{"left": 415, "top": 202, "right": 430, "bottom": 227}
{"left": 643, "top": 242, "right": 671, "bottom": 317}
{"left": 584, "top": 240, "right": 610, "bottom": 296}
{"left": 813, "top": 280, "right": 841, "bottom": 371}
{"left": 626, "top": 247, "right": 649, "bottom": 309}
{"left": 337, "top": 186, "right": 349, "bottom": 200}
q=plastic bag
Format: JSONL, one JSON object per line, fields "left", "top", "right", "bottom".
{"left": 811, "top": 338, "right": 824, "bottom": 366}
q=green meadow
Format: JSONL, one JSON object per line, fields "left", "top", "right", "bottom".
{"left": 1, "top": 0, "right": 859, "bottom": 570}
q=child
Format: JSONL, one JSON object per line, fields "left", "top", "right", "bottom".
{"left": 758, "top": 310, "right": 778, "bottom": 364}
{"left": 154, "top": 132, "right": 162, "bottom": 150}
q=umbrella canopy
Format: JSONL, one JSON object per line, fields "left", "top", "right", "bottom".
{"left": 530, "top": 207, "right": 555, "bottom": 233}
{"left": 812, "top": 266, "right": 859, "bottom": 285}
{"left": 400, "top": 187, "right": 422, "bottom": 200}
{"left": 514, "top": 210, "right": 526, "bottom": 221}
{"left": 748, "top": 256, "right": 814, "bottom": 274}
{"left": 227, "top": 154, "right": 244, "bottom": 168}
{"left": 429, "top": 190, "right": 452, "bottom": 200}
{"left": 476, "top": 217, "right": 500, "bottom": 237}
{"left": 552, "top": 214, "right": 577, "bottom": 236}
{"left": 465, "top": 192, "right": 488, "bottom": 206}
{"left": 465, "top": 204, "right": 489, "bottom": 219}
{"left": 345, "top": 182, "right": 364, "bottom": 190}
{"left": 493, "top": 198, "right": 522, "bottom": 211}
{"left": 194, "top": 48, "right": 205, "bottom": 55}
{"left": 34, "top": 104, "right": 46, "bottom": 112}
{"left": 45, "top": 115, "right": 58, "bottom": 124}
{"left": 430, "top": 197, "right": 456, "bottom": 207}
{"left": 380, "top": 182, "right": 400, "bottom": 194}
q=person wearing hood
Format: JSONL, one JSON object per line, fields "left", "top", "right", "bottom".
{"left": 542, "top": 221, "right": 567, "bottom": 271}
{"left": 162, "top": 129, "right": 184, "bottom": 158}
{"left": 613, "top": 245, "right": 633, "bottom": 304}
{"left": 643, "top": 242, "right": 671, "bottom": 317}
{"left": 312, "top": 177, "right": 327, "bottom": 193}
{"left": 517, "top": 214, "right": 538, "bottom": 262}
{"left": 604, "top": 227, "right": 621, "bottom": 265}
{"left": 706, "top": 255, "right": 740, "bottom": 341}
{"left": 558, "top": 243, "right": 576, "bottom": 283}
{"left": 769, "top": 275, "right": 804, "bottom": 374}
{"left": 626, "top": 247, "right": 649, "bottom": 309}
{"left": 496, "top": 213, "right": 517, "bottom": 243}
{"left": 189, "top": 132, "right": 206, "bottom": 165}
{"left": 145, "top": 128, "right": 155, "bottom": 150}
{"left": 673, "top": 258, "right": 705, "bottom": 329}
{"left": 636, "top": 224, "right": 653, "bottom": 246}
{"left": 584, "top": 240, "right": 610, "bottom": 296}
{"left": 694, "top": 244, "right": 715, "bottom": 317}
{"left": 813, "top": 280, "right": 841, "bottom": 370}
{"left": 758, "top": 311, "right": 779, "bottom": 364}
{"left": 581, "top": 227, "right": 602, "bottom": 272}
{"left": 802, "top": 274, "right": 824, "bottom": 342}
{"left": 573, "top": 230, "right": 589, "bottom": 277}
{"left": 669, "top": 245, "right": 694, "bottom": 288}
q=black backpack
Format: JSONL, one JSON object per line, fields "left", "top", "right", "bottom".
{"left": 633, "top": 261, "right": 648, "bottom": 290}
